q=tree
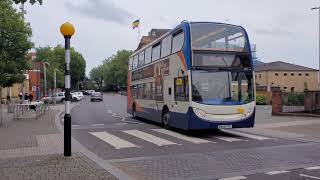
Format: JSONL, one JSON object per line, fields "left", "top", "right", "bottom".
{"left": 0, "top": 0, "right": 33, "bottom": 125}
{"left": 35, "top": 45, "right": 86, "bottom": 91}
{"left": 90, "top": 50, "right": 132, "bottom": 91}
{"left": 12, "top": 0, "right": 42, "bottom": 5}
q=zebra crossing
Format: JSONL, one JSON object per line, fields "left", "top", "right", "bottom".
{"left": 89, "top": 129, "right": 273, "bottom": 150}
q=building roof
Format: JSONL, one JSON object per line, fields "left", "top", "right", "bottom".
{"left": 255, "top": 61, "right": 318, "bottom": 72}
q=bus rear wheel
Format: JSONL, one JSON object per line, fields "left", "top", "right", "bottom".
{"left": 162, "top": 110, "right": 171, "bottom": 130}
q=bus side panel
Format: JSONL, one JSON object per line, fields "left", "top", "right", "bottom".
{"left": 187, "top": 107, "right": 256, "bottom": 130}
{"left": 135, "top": 99, "right": 162, "bottom": 123}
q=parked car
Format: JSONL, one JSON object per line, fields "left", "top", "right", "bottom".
{"left": 90, "top": 92, "right": 103, "bottom": 102}
{"left": 87, "top": 90, "right": 95, "bottom": 95}
{"left": 42, "top": 92, "right": 65, "bottom": 104}
{"left": 71, "top": 92, "right": 83, "bottom": 101}
{"left": 82, "top": 90, "right": 90, "bottom": 95}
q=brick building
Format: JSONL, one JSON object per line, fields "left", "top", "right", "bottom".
{"left": 135, "top": 29, "right": 170, "bottom": 51}
{"left": 255, "top": 61, "right": 319, "bottom": 92}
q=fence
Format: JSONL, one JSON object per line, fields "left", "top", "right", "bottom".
{"left": 281, "top": 92, "right": 305, "bottom": 113}
{"left": 272, "top": 90, "right": 320, "bottom": 115}
{"left": 14, "top": 102, "right": 48, "bottom": 119}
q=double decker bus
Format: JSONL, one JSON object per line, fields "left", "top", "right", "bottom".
{"left": 127, "top": 21, "right": 255, "bottom": 130}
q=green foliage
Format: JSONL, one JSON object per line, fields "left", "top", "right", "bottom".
{"left": 90, "top": 50, "right": 133, "bottom": 90}
{"left": 35, "top": 45, "right": 86, "bottom": 90}
{"left": 284, "top": 92, "right": 305, "bottom": 105}
{"left": 12, "top": 0, "right": 42, "bottom": 5}
{"left": 256, "top": 94, "right": 267, "bottom": 105}
{"left": 0, "top": 0, "right": 33, "bottom": 88}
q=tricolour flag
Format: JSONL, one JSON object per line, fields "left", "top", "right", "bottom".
{"left": 132, "top": 19, "right": 140, "bottom": 29}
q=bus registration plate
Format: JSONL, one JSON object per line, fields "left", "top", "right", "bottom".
{"left": 218, "top": 125, "right": 232, "bottom": 129}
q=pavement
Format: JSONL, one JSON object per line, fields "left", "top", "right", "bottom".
{"left": 0, "top": 103, "right": 117, "bottom": 180}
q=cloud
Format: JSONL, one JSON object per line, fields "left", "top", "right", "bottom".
{"left": 255, "top": 28, "right": 293, "bottom": 36}
{"left": 65, "top": 0, "right": 133, "bottom": 24}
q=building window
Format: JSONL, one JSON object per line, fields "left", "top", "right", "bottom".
{"left": 275, "top": 73, "right": 278, "bottom": 76}
{"left": 291, "top": 87, "right": 295, "bottom": 92}
{"left": 161, "top": 35, "right": 172, "bottom": 58}
{"left": 259, "top": 74, "right": 261, "bottom": 79}
{"left": 298, "top": 73, "right": 302, "bottom": 76}
{"left": 284, "top": 73, "right": 287, "bottom": 76}
{"left": 291, "top": 73, "right": 294, "bottom": 76}
{"left": 284, "top": 87, "right": 287, "bottom": 90}
{"left": 305, "top": 73, "right": 309, "bottom": 76}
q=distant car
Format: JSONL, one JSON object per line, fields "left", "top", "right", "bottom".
{"left": 72, "top": 92, "right": 83, "bottom": 101}
{"left": 87, "top": 90, "right": 95, "bottom": 95}
{"left": 82, "top": 90, "right": 90, "bottom": 95}
{"left": 91, "top": 92, "right": 103, "bottom": 102}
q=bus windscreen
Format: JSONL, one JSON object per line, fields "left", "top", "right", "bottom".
{"left": 191, "top": 23, "right": 249, "bottom": 52}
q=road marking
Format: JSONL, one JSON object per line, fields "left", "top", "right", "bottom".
{"left": 300, "top": 174, "right": 320, "bottom": 179}
{"left": 219, "top": 176, "right": 247, "bottom": 180}
{"left": 107, "top": 110, "right": 113, "bottom": 114}
{"left": 305, "top": 166, "right": 320, "bottom": 170}
{"left": 116, "top": 123, "right": 128, "bottom": 125}
{"left": 266, "top": 170, "right": 290, "bottom": 175}
{"left": 91, "top": 124, "right": 104, "bottom": 126}
{"left": 89, "top": 131, "right": 139, "bottom": 149}
{"left": 214, "top": 136, "right": 246, "bottom": 142}
{"left": 123, "top": 130, "right": 178, "bottom": 146}
{"left": 72, "top": 125, "right": 80, "bottom": 127}
{"left": 222, "top": 129, "right": 272, "bottom": 140}
{"left": 152, "top": 129, "right": 214, "bottom": 144}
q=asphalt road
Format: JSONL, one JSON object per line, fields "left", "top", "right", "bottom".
{"left": 69, "top": 93, "right": 320, "bottom": 180}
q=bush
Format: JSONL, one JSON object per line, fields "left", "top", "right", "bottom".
{"left": 256, "top": 94, "right": 267, "bottom": 105}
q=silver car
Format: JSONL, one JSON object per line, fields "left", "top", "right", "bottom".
{"left": 90, "top": 92, "right": 103, "bottom": 102}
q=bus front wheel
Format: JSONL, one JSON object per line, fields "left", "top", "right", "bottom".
{"left": 162, "top": 110, "right": 171, "bottom": 130}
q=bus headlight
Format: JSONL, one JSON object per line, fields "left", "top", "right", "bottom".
{"left": 194, "top": 108, "right": 207, "bottom": 119}
{"left": 246, "top": 107, "right": 254, "bottom": 117}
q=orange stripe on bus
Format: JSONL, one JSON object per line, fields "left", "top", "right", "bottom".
{"left": 178, "top": 51, "right": 187, "bottom": 71}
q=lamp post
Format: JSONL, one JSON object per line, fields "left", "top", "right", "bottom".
{"left": 312, "top": 7, "right": 320, "bottom": 88}
{"left": 53, "top": 68, "right": 57, "bottom": 105}
{"left": 43, "top": 62, "right": 50, "bottom": 97}
{"left": 60, "top": 22, "right": 75, "bottom": 157}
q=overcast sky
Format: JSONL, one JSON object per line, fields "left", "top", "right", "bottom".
{"left": 23, "top": 0, "right": 320, "bottom": 75}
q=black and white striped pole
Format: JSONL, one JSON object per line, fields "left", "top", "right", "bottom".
{"left": 60, "top": 22, "right": 75, "bottom": 157}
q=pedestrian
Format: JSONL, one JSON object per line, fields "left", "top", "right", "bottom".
{"left": 19, "top": 92, "right": 22, "bottom": 100}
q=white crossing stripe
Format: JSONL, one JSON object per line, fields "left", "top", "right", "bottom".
{"left": 222, "top": 130, "right": 272, "bottom": 140}
{"left": 299, "top": 174, "right": 320, "bottom": 179}
{"left": 215, "top": 136, "right": 246, "bottom": 142}
{"left": 266, "top": 170, "right": 290, "bottom": 175}
{"left": 305, "top": 166, "right": 320, "bottom": 170}
{"left": 91, "top": 124, "right": 104, "bottom": 126}
{"left": 152, "top": 129, "right": 214, "bottom": 144}
{"left": 72, "top": 125, "right": 80, "bottom": 127}
{"left": 123, "top": 130, "right": 178, "bottom": 146}
{"left": 219, "top": 176, "right": 247, "bottom": 180}
{"left": 89, "top": 131, "right": 139, "bottom": 149}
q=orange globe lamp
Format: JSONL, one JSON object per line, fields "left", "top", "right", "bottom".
{"left": 60, "top": 22, "right": 75, "bottom": 37}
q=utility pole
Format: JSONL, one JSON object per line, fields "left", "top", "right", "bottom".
{"left": 43, "top": 62, "right": 50, "bottom": 97}
{"left": 20, "top": 3, "right": 27, "bottom": 103}
{"left": 312, "top": 7, "right": 320, "bottom": 89}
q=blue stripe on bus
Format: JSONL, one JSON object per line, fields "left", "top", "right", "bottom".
{"left": 182, "top": 22, "right": 192, "bottom": 69}
{"left": 134, "top": 106, "right": 255, "bottom": 130}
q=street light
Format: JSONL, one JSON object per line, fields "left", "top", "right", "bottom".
{"left": 311, "top": 7, "right": 320, "bottom": 89}
{"left": 60, "top": 22, "right": 75, "bottom": 157}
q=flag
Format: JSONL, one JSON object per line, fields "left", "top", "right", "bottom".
{"left": 132, "top": 19, "right": 140, "bottom": 29}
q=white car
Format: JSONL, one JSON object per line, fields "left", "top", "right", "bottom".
{"left": 71, "top": 92, "right": 83, "bottom": 101}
